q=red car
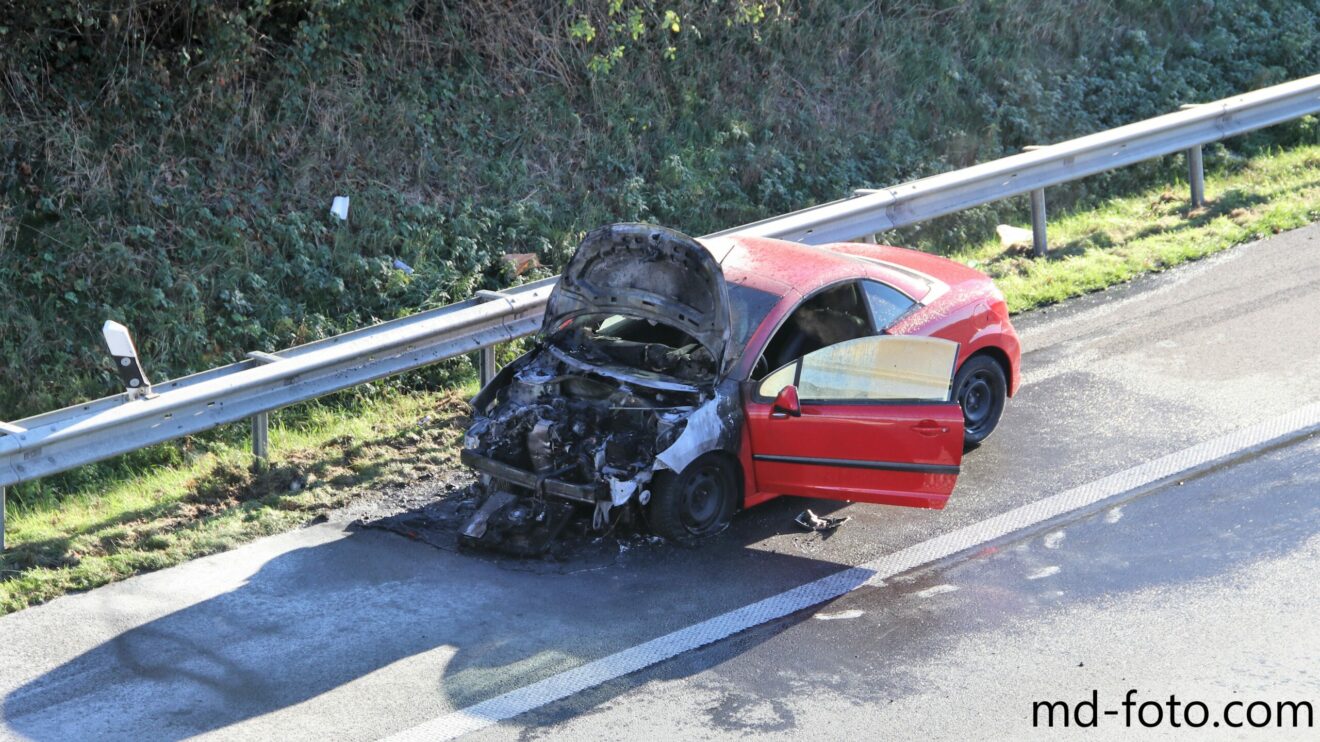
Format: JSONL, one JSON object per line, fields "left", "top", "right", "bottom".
{"left": 460, "top": 223, "right": 1020, "bottom": 550}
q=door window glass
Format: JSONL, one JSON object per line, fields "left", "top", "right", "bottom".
{"left": 758, "top": 336, "right": 958, "bottom": 402}
{"left": 758, "top": 362, "right": 797, "bottom": 398}
{"left": 754, "top": 282, "right": 872, "bottom": 378}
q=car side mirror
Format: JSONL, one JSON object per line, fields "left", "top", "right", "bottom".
{"left": 771, "top": 385, "right": 801, "bottom": 418}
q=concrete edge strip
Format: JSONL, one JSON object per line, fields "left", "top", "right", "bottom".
{"left": 385, "top": 402, "right": 1320, "bottom": 741}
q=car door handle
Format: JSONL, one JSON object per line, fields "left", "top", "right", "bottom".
{"left": 912, "top": 420, "right": 949, "bottom": 436}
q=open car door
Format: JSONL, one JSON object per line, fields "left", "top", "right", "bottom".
{"left": 744, "top": 336, "right": 964, "bottom": 509}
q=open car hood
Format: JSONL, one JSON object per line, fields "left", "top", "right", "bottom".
{"left": 543, "top": 223, "right": 732, "bottom": 370}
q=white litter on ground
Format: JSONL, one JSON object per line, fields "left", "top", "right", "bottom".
{"left": 330, "top": 196, "right": 350, "bottom": 220}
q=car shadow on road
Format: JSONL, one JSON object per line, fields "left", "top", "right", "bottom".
{"left": 1, "top": 495, "right": 853, "bottom": 741}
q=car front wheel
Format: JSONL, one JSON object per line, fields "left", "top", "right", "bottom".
{"left": 647, "top": 453, "right": 739, "bottom": 542}
{"left": 953, "top": 355, "right": 1007, "bottom": 449}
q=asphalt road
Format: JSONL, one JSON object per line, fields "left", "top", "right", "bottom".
{"left": 2, "top": 222, "right": 1318, "bottom": 741}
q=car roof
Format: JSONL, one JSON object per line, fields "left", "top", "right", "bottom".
{"left": 699, "top": 235, "right": 939, "bottom": 303}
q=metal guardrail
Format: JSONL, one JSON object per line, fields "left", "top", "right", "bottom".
{"left": 704, "top": 74, "right": 1320, "bottom": 247}
{"left": 2, "top": 74, "right": 1318, "bottom": 548}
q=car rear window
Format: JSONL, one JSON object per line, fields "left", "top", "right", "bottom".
{"left": 862, "top": 280, "right": 916, "bottom": 331}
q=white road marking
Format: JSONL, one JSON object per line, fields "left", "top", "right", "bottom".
{"left": 814, "top": 609, "right": 865, "bottom": 620}
{"left": 384, "top": 402, "right": 1320, "bottom": 741}
{"left": 1027, "top": 566, "right": 1061, "bottom": 580}
{"left": 1042, "top": 530, "right": 1066, "bottom": 549}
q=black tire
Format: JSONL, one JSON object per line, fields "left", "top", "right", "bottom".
{"left": 647, "top": 453, "right": 739, "bottom": 542}
{"left": 952, "top": 354, "right": 1007, "bottom": 450}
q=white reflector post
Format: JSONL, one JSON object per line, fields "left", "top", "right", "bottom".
{"left": 102, "top": 320, "right": 151, "bottom": 399}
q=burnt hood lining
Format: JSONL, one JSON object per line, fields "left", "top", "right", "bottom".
{"left": 544, "top": 223, "right": 732, "bottom": 368}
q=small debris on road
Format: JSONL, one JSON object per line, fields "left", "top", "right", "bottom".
{"left": 795, "top": 509, "right": 850, "bottom": 532}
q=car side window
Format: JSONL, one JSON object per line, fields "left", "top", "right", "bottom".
{"left": 861, "top": 280, "right": 916, "bottom": 331}
{"left": 757, "top": 336, "right": 959, "bottom": 403}
{"left": 753, "top": 282, "right": 873, "bottom": 379}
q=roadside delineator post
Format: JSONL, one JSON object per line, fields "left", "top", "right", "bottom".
{"left": 102, "top": 321, "right": 153, "bottom": 401}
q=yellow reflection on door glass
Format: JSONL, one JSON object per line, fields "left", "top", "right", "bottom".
{"left": 797, "top": 336, "right": 955, "bottom": 402}
{"left": 758, "top": 362, "right": 797, "bottom": 398}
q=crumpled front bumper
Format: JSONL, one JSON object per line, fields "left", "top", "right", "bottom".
{"left": 459, "top": 448, "right": 598, "bottom": 504}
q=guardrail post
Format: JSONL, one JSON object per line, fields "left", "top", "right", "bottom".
{"left": 1029, "top": 188, "right": 1048, "bottom": 257}
{"left": 251, "top": 413, "right": 270, "bottom": 471}
{"left": 0, "top": 422, "right": 19, "bottom": 552}
{"left": 244, "top": 351, "right": 284, "bottom": 471}
{"left": 473, "top": 290, "right": 513, "bottom": 387}
{"left": 479, "top": 346, "right": 497, "bottom": 387}
{"left": 1187, "top": 144, "right": 1205, "bottom": 207}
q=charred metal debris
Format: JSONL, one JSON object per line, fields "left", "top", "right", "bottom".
{"left": 459, "top": 224, "right": 742, "bottom": 555}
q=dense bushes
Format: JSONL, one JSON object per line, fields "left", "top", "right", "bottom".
{"left": 2, "top": 0, "right": 1318, "bottom": 419}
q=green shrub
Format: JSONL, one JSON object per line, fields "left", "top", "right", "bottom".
{"left": 2, "top": 0, "right": 1318, "bottom": 422}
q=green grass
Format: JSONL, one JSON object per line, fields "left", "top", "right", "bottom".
{"left": 2, "top": 143, "right": 1319, "bottom": 615}
{"left": 5, "top": 0, "right": 1319, "bottom": 421}
{"left": 0, "top": 381, "right": 477, "bottom": 614}
{"left": 939, "top": 144, "right": 1320, "bottom": 312}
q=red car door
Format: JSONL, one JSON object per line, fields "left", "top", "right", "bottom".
{"left": 745, "top": 336, "right": 964, "bottom": 509}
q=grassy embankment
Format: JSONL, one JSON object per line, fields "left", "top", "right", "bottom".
{"left": 3, "top": 140, "right": 1318, "bottom": 615}
{"left": 943, "top": 143, "right": 1320, "bottom": 311}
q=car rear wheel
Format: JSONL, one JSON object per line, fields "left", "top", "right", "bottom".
{"left": 647, "top": 453, "right": 739, "bottom": 542}
{"left": 953, "top": 354, "right": 1007, "bottom": 449}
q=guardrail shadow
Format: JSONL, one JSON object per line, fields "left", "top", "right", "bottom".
{"left": 2, "top": 495, "right": 853, "bottom": 741}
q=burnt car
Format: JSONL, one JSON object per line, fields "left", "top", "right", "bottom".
{"left": 459, "top": 223, "right": 1021, "bottom": 551}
